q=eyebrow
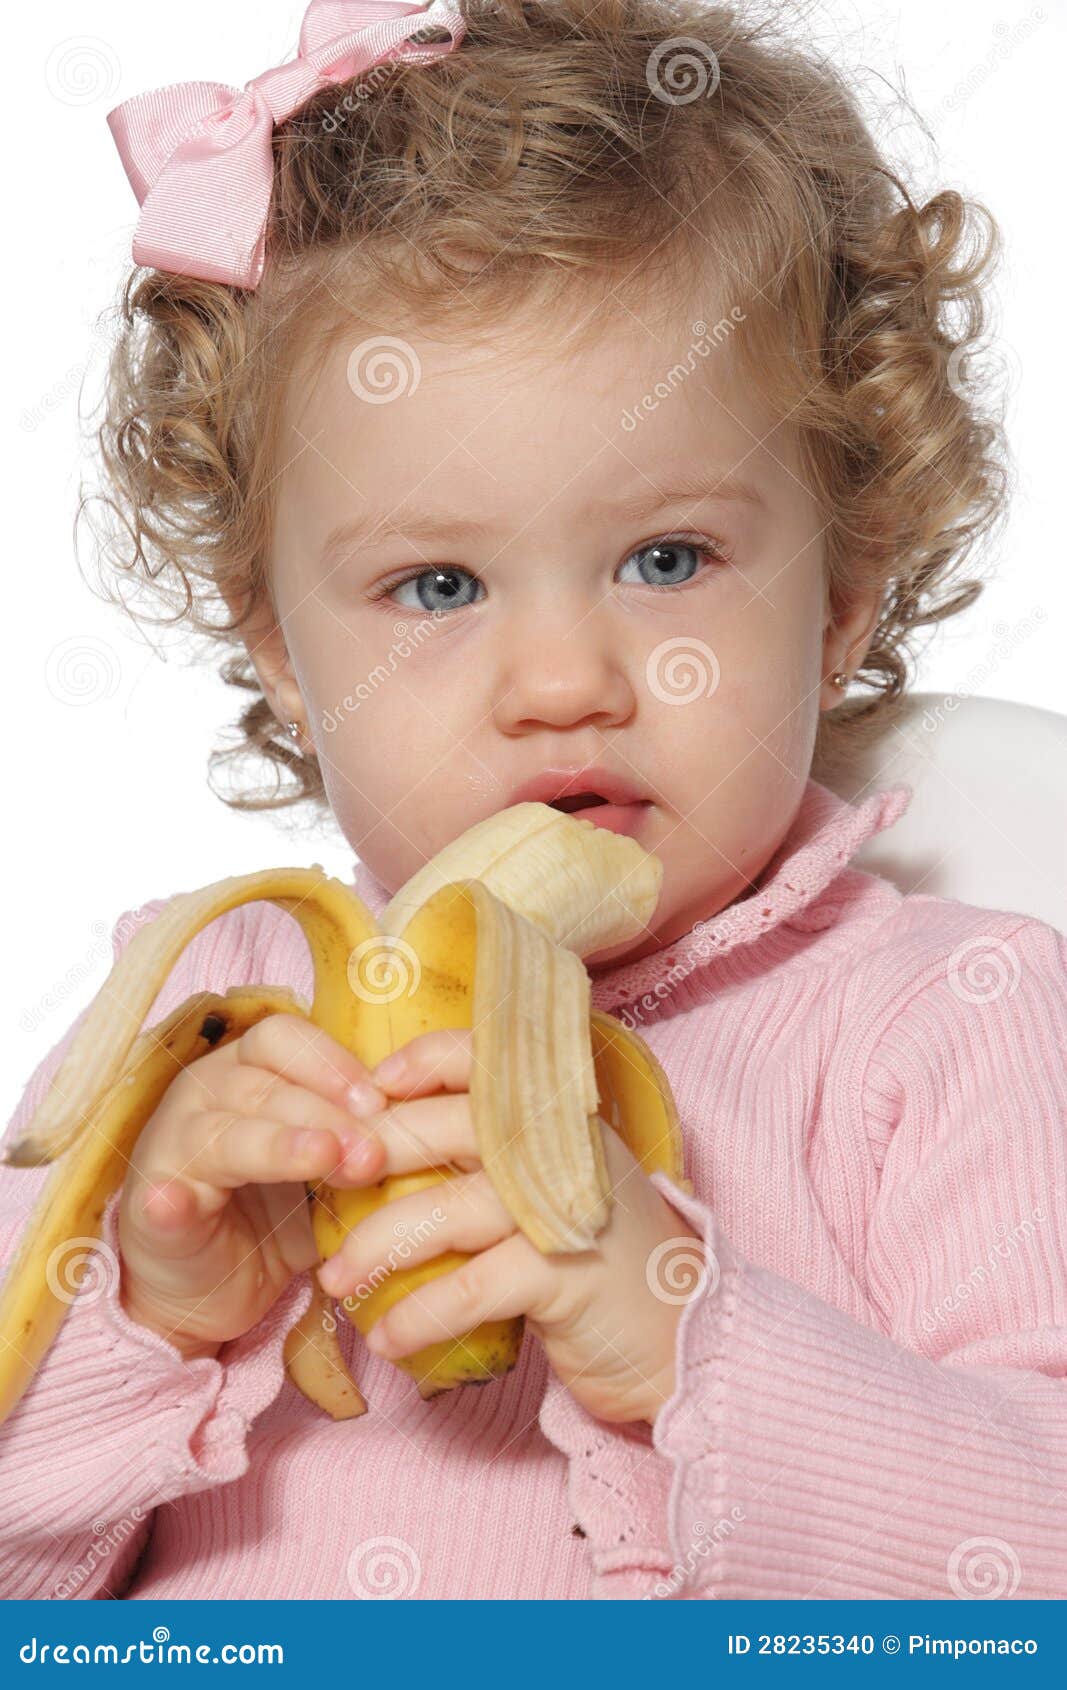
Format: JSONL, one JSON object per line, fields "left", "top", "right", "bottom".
{"left": 317, "top": 470, "right": 766, "bottom": 569}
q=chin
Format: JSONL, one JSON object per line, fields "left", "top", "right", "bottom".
{"left": 585, "top": 932, "right": 656, "bottom": 971}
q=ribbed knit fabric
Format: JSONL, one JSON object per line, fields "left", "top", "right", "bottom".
{"left": 1, "top": 776, "right": 1064, "bottom": 1600}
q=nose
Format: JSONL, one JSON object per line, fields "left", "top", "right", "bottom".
{"left": 491, "top": 597, "right": 635, "bottom": 735}
{"left": 486, "top": 581, "right": 639, "bottom": 733}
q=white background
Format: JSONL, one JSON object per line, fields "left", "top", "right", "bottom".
{"left": 4, "top": 0, "right": 1063, "bottom": 1117}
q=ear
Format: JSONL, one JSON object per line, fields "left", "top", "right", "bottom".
{"left": 820, "top": 583, "right": 883, "bottom": 711}
{"left": 219, "top": 578, "right": 309, "bottom": 745}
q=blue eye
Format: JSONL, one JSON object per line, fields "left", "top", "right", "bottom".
{"left": 391, "top": 568, "right": 485, "bottom": 615}
{"left": 617, "top": 539, "right": 724, "bottom": 588}
{"left": 379, "top": 536, "right": 726, "bottom": 615}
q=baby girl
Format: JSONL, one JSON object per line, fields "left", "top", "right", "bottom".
{"left": 1, "top": 0, "right": 1064, "bottom": 1601}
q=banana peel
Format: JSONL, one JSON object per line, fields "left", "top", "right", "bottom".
{"left": 0, "top": 802, "right": 686, "bottom": 1425}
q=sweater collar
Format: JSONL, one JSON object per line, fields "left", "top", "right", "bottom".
{"left": 346, "top": 776, "right": 914, "bottom": 1013}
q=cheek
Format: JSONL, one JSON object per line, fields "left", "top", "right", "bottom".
{"left": 706, "top": 585, "right": 824, "bottom": 761}
{"left": 648, "top": 605, "right": 820, "bottom": 827}
{"left": 295, "top": 629, "right": 480, "bottom": 882}
{"left": 722, "top": 657, "right": 820, "bottom": 776}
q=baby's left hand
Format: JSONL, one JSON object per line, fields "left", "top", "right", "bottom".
{"left": 316, "top": 1028, "right": 707, "bottom": 1427}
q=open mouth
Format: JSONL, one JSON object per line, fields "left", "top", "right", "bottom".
{"left": 549, "top": 792, "right": 608, "bottom": 813}
{"left": 547, "top": 792, "right": 651, "bottom": 836}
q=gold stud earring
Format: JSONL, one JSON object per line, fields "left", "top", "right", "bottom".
{"left": 830, "top": 671, "right": 848, "bottom": 692}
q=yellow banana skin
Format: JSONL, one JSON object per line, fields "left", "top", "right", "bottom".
{"left": 283, "top": 1275, "right": 368, "bottom": 1421}
{"left": 0, "top": 803, "right": 686, "bottom": 1421}
{"left": 318, "top": 872, "right": 687, "bottom": 1398}
{"left": 314, "top": 1173, "right": 524, "bottom": 1398}
{"left": 0, "top": 986, "right": 314, "bottom": 1427}
{"left": 1, "top": 868, "right": 383, "bottom": 1169}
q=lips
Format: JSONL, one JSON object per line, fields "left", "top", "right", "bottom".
{"left": 505, "top": 767, "right": 652, "bottom": 837}
{"left": 506, "top": 766, "right": 649, "bottom": 808}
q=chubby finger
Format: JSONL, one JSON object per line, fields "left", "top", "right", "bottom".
{"left": 344, "top": 1090, "right": 480, "bottom": 1181}
{"left": 318, "top": 1169, "right": 514, "bottom": 1297}
{"left": 124, "top": 1171, "right": 313, "bottom": 1265}
{"left": 369, "top": 1027, "right": 473, "bottom": 1097}
{"left": 149, "top": 1104, "right": 376, "bottom": 1201}
{"left": 361, "top": 1230, "right": 553, "bottom": 1361}
{"left": 230, "top": 1012, "right": 390, "bottom": 1114}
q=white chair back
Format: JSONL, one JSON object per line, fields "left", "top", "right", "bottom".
{"left": 827, "top": 692, "right": 1067, "bottom": 934}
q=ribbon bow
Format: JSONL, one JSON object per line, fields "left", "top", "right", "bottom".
{"left": 107, "top": 0, "right": 467, "bottom": 290}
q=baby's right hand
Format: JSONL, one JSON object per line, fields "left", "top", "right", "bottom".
{"left": 116, "top": 1014, "right": 388, "bottom": 1358}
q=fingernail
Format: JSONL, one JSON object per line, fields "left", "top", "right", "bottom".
{"left": 373, "top": 1051, "right": 408, "bottom": 1085}
{"left": 347, "top": 1078, "right": 386, "bottom": 1115}
{"left": 319, "top": 1256, "right": 345, "bottom": 1295}
{"left": 341, "top": 1134, "right": 380, "bottom": 1177}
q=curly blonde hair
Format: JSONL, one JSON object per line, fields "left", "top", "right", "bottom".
{"left": 82, "top": 0, "right": 1011, "bottom": 815}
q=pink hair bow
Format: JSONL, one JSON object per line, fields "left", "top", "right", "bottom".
{"left": 107, "top": 0, "right": 467, "bottom": 290}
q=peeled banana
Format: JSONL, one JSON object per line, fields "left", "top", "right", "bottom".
{"left": 0, "top": 802, "right": 686, "bottom": 1425}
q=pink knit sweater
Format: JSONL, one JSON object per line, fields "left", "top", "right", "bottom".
{"left": 2, "top": 777, "right": 1065, "bottom": 1600}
